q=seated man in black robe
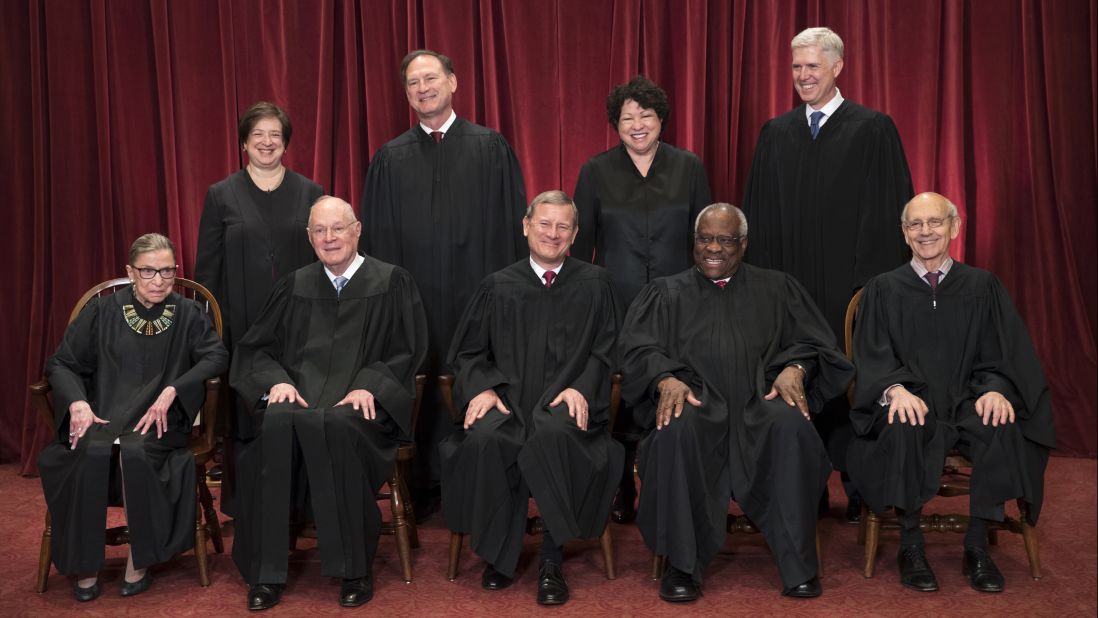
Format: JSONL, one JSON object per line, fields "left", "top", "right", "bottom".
{"left": 847, "top": 192, "right": 1055, "bottom": 593}
{"left": 439, "top": 190, "right": 623, "bottom": 606}
{"left": 229, "top": 196, "right": 428, "bottom": 611}
{"left": 620, "top": 204, "right": 854, "bottom": 602}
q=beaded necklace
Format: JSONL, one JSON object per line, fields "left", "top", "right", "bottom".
{"left": 122, "top": 303, "right": 176, "bottom": 336}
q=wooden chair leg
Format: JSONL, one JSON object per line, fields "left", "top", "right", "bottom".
{"left": 599, "top": 522, "right": 615, "bottom": 580}
{"left": 863, "top": 509, "right": 881, "bottom": 578}
{"left": 651, "top": 554, "right": 666, "bottom": 581}
{"left": 1017, "top": 500, "right": 1042, "bottom": 580}
{"left": 447, "top": 532, "right": 463, "bottom": 581}
{"left": 815, "top": 524, "right": 824, "bottom": 579}
{"left": 389, "top": 468, "right": 414, "bottom": 583}
{"left": 36, "top": 511, "right": 52, "bottom": 593}
{"left": 397, "top": 467, "right": 420, "bottom": 549}
{"left": 988, "top": 527, "right": 999, "bottom": 545}
{"left": 857, "top": 503, "right": 868, "bottom": 545}
{"left": 198, "top": 473, "right": 223, "bottom": 554}
{"left": 195, "top": 498, "right": 210, "bottom": 587}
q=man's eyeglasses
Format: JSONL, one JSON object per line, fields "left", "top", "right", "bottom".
{"left": 693, "top": 234, "right": 744, "bottom": 248}
{"left": 902, "top": 217, "right": 951, "bottom": 232}
{"left": 132, "top": 266, "right": 178, "bottom": 280}
{"left": 308, "top": 224, "right": 355, "bottom": 237}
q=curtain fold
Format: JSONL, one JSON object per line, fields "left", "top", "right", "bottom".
{"left": 3, "top": 0, "right": 1094, "bottom": 472}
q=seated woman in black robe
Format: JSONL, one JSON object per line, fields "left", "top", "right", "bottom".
{"left": 37, "top": 233, "right": 228, "bottom": 601}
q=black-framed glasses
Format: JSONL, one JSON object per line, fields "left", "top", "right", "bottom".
{"left": 132, "top": 266, "right": 178, "bottom": 280}
{"left": 693, "top": 234, "right": 743, "bottom": 248}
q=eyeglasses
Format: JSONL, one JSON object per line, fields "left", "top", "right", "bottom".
{"left": 693, "top": 234, "right": 744, "bottom": 248}
{"left": 902, "top": 217, "right": 952, "bottom": 232}
{"left": 535, "top": 221, "right": 575, "bottom": 234}
{"left": 132, "top": 266, "right": 178, "bottom": 280}
{"left": 308, "top": 223, "right": 355, "bottom": 237}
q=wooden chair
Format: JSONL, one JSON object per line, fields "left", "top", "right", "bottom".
{"left": 844, "top": 289, "right": 1042, "bottom": 579}
{"left": 293, "top": 374, "right": 426, "bottom": 583}
{"left": 31, "top": 277, "right": 225, "bottom": 592}
{"left": 441, "top": 373, "right": 620, "bottom": 581}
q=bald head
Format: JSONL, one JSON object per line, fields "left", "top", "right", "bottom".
{"left": 695, "top": 203, "right": 748, "bottom": 236}
{"left": 901, "top": 192, "right": 959, "bottom": 223}
{"left": 307, "top": 195, "right": 362, "bottom": 276}
{"left": 310, "top": 195, "right": 357, "bottom": 226}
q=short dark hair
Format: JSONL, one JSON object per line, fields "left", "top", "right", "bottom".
{"left": 400, "top": 50, "right": 455, "bottom": 83}
{"left": 237, "top": 101, "right": 293, "bottom": 148}
{"left": 606, "top": 75, "right": 670, "bottom": 127}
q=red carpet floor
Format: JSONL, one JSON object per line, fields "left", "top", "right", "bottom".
{"left": 1, "top": 457, "right": 1094, "bottom": 617}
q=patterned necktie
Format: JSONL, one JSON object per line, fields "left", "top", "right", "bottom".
{"left": 925, "top": 271, "right": 940, "bottom": 308}
{"left": 543, "top": 271, "right": 555, "bottom": 289}
{"left": 431, "top": 131, "right": 443, "bottom": 143}
{"left": 810, "top": 111, "right": 825, "bottom": 139}
{"left": 334, "top": 276, "right": 348, "bottom": 297}
{"left": 714, "top": 279, "right": 727, "bottom": 289}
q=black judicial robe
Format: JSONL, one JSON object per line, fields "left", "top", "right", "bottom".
{"left": 847, "top": 263, "right": 1055, "bottom": 524}
{"left": 362, "top": 117, "right": 526, "bottom": 488}
{"left": 38, "top": 288, "right": 227, "bottom": 575}
{"left": 229, "top": 257, "right": 427, "bottom": 584}
{"left": 571, "top": 142, "right": 712, "bottom": 306}
{"left": 742, "top": 101, "right": 913, "bottom": 340}
{"left": 438, "top": 258, "right": 624, "bottom": 577}
{"left": 620, "top": 265, "right": 853, "bottom": 587}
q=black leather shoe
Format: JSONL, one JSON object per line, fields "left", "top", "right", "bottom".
{"left": 536, "top": 560, "right": 569, "bottom": 606}
{"left": 845, "top": 495, "right": 864, "bottom": 524}
{"left": 898, "top": 544, "right": 939, "bottom": 592}
{"left": 73, "top": 581, "right": 101, "bottom": 602}
{"left": 611, "top": 487, "right": 637, "bottom": 524}
{"left": 481, "top": 563, "right": 513, "bottom": 591}
{"left": 339, "top": 576, "right": 374, "bottom": 607}
{"left": 207, "top": 464, "right": 223, "bottom": 482}
{"left": 782, "top": 575, "right": 822, "bottom": 598}
{"left": 120, "top": 573, "right": 152, "bottom": 597}
{"left": 658, "top": 567, "right": 700, "bottom": 602}
{"left": 247, "top": 583, "right": 284, "bottom": 611}
{"left": 963, "top": 547, "right": 1005, "bottom": 593}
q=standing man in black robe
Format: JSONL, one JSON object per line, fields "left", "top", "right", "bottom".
{"left": 847, "top": 192, "right": 1055, "bottom": 593}
{"left": 229, "top": 196, "right": 428, "bottom": 611}
{"left": 361, "top": 50, "right": 527, "bottom": 516}
{"left": 439, "top": 190, "right": 623, "bottom": 606}
{"left": 621, "top": 204, "right": 853, "bottom": 602}
{"left": 742, "top": 27, "right": 914, "bottom": 519}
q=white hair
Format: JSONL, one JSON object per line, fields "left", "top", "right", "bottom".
{"left": 791, "top": 27, "right": 845, "bottom": 62}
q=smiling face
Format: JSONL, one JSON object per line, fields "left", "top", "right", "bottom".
{"left": 125, "top": 248, "right": 176, "bottom": 308}
{"left": 404, "top": 55, "right": 457, "bottom": 124}
{"left": 693, "top": 209, "right": 747, "bottom": 281}
{"left": 308, "top": 198, "right": 361, "bottom": 276}
{"left": 902, "top": 194, "right": 959, "bottom": 269}
{"left": 792, "top": 45, "right": 843, "bottom": 109}
{"left": 243, "top": 117, "right": 286, "bottom": 170}
{"left": 523, "top": 201, "right": 578, "bottom": 270}
{"left": 617, "top": 99, "right": 662, "bottom": 157}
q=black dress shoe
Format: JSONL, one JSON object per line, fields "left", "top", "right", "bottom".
{"left": 782, "top": 575, "right": 822, "bottom": 598}
{"left": 207, "top": 464, "right": 223, "bottom": 482}
{"left": 536, "top": 560, "right": 569, "bottom": 606}
{"left": 963, "top": 547, "right": 1005, "bottom": 593}
{"left": 73, "top": 581, "right": 101, "bottom": 602}
{"left": 481, "top": 563, "right": 513, "bottom": 590}
{"left": 898, "top": 544, "right": 939, "bottom": 592}
{"left": 845, "top": 495, "right": 864, "bottom": 524}
{"left": 611, "top": 488, "right": 637, "bottom": 524}
{"left": 120, "top": 573, "right": 152, "bottom": 597}
{"left": 247, "top": 583, "right": 284, "bottom": 611}
{"left": 340, "top": 576, "right": 374, "bottom": 607}
{"left": 659, "top": 567, "right": 700, "bottom": 603}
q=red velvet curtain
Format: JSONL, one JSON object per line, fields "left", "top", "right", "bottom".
{"left": 3, "top": 0, "right": 1095, "bottom": 472}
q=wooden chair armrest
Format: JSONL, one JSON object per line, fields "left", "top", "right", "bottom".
{"left": 29, "top": 379, "right": 57, "bottom": 432}
{"left": 191, "top": 376, "right": 222, "bottom": 455}
{"left": 437, "top": 374, "right": 460, "bottom": 423}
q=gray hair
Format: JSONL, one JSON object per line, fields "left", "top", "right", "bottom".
{"left": 791, "top": 27, "right": 845, "bottom": 62}
{"left": 525, "top": 190, "right": 579, "bottom": 226}
{"left": 128, "top": 233, "right": 175, "bottom": 265}
{"left": 309, "top": 195, "right": 358, "bottom": 225}
{"left": 901, "top": 192, "right": 960, "bottom": 223}
{"left": 694, "top": 203, "right": 748, "bottom": 236}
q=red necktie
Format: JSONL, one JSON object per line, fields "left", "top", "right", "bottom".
{"left": 431, "top": 131, "right": 443, "bottom": 143}
{"left": 925, "top": 271, "right": 940, "bottom": 308}
{"left": 714, "top": 279, "right": 726, "bottom": 288}
{"left": 543, "top": 271, "right": 555, "bottom": 288}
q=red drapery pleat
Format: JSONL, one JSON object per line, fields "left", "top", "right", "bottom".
{"left": 2, "top": 0, "right": 1094, "bottom": 473}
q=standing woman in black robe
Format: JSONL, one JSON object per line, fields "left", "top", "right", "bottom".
{"left": 38, "top": 234, "right": 228, "bottom": 601}
{"left": 194, "top": 101, "right": 323, "bottom": 512}
{"left": 571, "top": 76, "right": 712, "bottom": 522}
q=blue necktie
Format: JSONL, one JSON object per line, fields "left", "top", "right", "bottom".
{"left": 810, "top": 111, "right": 824, "bottom": 139}
{"left": 334, "top": 276, "right": 348, "bottom": 297}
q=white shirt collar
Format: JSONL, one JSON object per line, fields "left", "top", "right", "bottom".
{"left": 529, "top": 257, "right": 563, "bottom": 282}
{"left": 324, "top": 253, "right": 365, "bottom": 287}
{"left": 910, "top": 256, "right": 954, "bottom": 282}
{"left": 420, "top": 110, "right": 457, "bottom": 137}
{"left": 804, "top": 88, "right": 844, "bottom": 127}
